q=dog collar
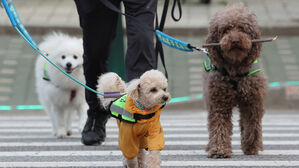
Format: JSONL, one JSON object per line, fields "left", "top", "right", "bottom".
{"left": 134, "top": 100, "right": 152, "bottom": 111}
{"left": 203, "top": 53, "right": 262, "bottom": 76}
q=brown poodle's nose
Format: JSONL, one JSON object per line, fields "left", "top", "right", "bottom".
{"left": 232, "top": 37, "right": 240, "bottom": 44}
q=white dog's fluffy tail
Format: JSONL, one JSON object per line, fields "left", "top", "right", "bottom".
{"left": 97, "top": 72, "right": 126, "bottom": 109}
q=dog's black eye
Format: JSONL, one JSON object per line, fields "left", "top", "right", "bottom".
{"left": 61, "top": 55, "right": 66, "bottom": 59}
{"left": 163, "top": 88, "right": 167, "bottom": 91}
{"left": 73, "top": 55, "right": 78, "bottom": 59}
{"left": 150, "top": 88, "right": 157, "bottom": 92}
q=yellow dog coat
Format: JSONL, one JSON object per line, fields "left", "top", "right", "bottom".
{"left": 110, "top": 94, "right": 164, "bottom": 159}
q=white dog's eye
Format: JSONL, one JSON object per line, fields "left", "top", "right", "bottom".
{"left": 150, "top": 87, "right": 157, "bottom": 92}
{"left": 61, "top": 55, "right": 66, "bottom": 59}
{"left": 73, "top": 55, "right": 78, "bottom": 59}
{"left": 163, "top": 88, "right": 167, "bottom": 91}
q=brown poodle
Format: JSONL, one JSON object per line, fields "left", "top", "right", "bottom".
{"left": 203, "top": 3, "right": 268, "bottom": 158}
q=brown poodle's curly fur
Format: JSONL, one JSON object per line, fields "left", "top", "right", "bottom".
{"left": 203, "top": 3, "right": 268, "bottom": 158}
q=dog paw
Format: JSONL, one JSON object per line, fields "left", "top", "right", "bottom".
{"left": 56, "top": 134, "right": 67, "bottom": 139}
{"left": 56, "top": 129, "right": 67, "bottom": 138}
{"left": 243, "top": 147, "right": 259, "bottom": 155}
{"left": 208, "top": 147, "right": 232, "bottom": 158}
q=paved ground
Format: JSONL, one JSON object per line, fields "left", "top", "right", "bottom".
{"left": 0, "top": 109, "right": 299, "bottom": 167}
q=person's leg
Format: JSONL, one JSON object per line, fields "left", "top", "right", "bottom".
{"left": 123, "top": 0, "right": 158, "bottom": 81}
{"left": 74, "top": 0, "right": 120, "bottom": 145}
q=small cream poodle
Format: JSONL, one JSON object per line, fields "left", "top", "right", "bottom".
{"left": 97, "top": 69, "right": 171, "bottom": 168}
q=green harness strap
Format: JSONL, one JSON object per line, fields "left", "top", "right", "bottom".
{"left": 110, "top": 94, "right": 137, "bottom": 123}
{"left": 43, "top": 63, "right": 50, "bottom": 81}
{"left": 203, "top": 53, "right": 261, "bottom": 76}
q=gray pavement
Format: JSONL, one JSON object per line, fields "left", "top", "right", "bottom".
{"left": 0, "top": 109, "right": 299, "bottom": 167}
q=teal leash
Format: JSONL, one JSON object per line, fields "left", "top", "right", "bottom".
{"left": 15, "top": 27, "right": 105, "bottom": 97}
{"left": 2, "top": 0, "right": 107, "bottom": 97}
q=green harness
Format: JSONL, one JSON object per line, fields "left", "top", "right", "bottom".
{"left": 203, "top": 53, "right": 262, "bottom": 90}
{"left": 203, "top": 53, "right": 261, "bottom": 76}
{"left": 109, "top": 94, "right": 157, "bottom": 124}
{"left": 43, "top": 63, "right": 50, "bottom": 81}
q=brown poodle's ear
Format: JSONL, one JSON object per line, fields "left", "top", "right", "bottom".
{"left": 206, "top": 19, "right": 219, "bottom": 44}
{"left": 127, "top": 79, "right": 140, "bottom": 100}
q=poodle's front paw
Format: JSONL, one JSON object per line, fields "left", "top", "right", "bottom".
{"left": 56, "top": 129, "right": 67, "bottom": 138}
{"left": 207, "top": 147, "right": 232, "bottom": 158}
{"left": 243, "top": 146, "right": 260, "bottom": 155}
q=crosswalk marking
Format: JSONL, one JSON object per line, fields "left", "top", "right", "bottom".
{"left": 1, "top": 122, "right": 299, "bottom": 127}
{"left": 0, "top": 126, "right": 298, "bottom": 132}
{"left": 0, "top": 111, "right": 298, "bottom": 167}
{"left": 1, "top": 140, "right": 299, "bottom": 147}
{"left": 1, "top": 114, "right": 298, "bottom": 120}
{"left": 0, "top": 133, "right": 298, "bottom": 139}
{"left": 1, "top": 150, "right": 299, "bottom": 157}
{"left": 1, "top": 161, "right": 299, "bottom": 167}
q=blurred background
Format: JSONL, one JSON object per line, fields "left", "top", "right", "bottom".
{"left": 0, "top": 0, "right": 298, "bottom": 110}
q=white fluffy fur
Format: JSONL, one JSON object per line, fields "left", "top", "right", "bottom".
{"left": 97, "top": 69, "right": 171, "bottom": 168}
{"left": 35, "top": 33, "right": 87, "bottom": 138}
{"left": 97, "top": 72, "right": 126, "bottom": 109}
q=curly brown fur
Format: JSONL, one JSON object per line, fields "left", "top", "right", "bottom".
{"left": 204, "top": 3, "right": 267, "bottom": 158}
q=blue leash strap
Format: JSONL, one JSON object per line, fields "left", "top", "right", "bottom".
{"left": 1, "top": 0, "right": 115, "bottom": 97}
{"left": 155, "top": 30, "right": 209, "bottom": 54}
{"left": 155, "top": 30, "right": 193, "bottom": 52}
{"left": 2, "top": 0, "right": 37, "bottom": 47}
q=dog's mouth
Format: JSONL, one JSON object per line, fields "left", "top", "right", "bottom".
{"left": 64, "top": 65, "right": 80, "bottom": 74}
{"left": 229, "top": 46, "right": 246, "bottom": 52}
{"left": 65, "top": 68, "right": 73, "bottom": 74}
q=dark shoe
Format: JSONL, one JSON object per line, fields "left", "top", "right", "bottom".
{"left": 81, "top": 115, "right": 108, "bottom": 145}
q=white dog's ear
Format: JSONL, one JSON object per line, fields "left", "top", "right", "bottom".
{"left": 127, "top": 79, "right": 140, "bottom": 100}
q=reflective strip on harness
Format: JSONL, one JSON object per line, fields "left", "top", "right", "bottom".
{"left": 110, "top": 94, "right": 137, "bottom": 123}
{"left": 110, "top": 103, "right": 136, "bottom": 123}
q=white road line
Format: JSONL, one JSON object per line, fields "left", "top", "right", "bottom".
{"left": 1, "top": 122, "right": 299, "bottom": 127}
{"left": 1, "top": 114, "right": 298, "bottom": 120}
{"left": 0, "top": 133, "right": 298, "bottom": 139}
{"left": 162, "top": 161, "right": 299, "bottom": 167}
{"left": 0, "top": 126, "right": 298, "bottom": 133}
{"left": 1, "top": 140, "right": 299, "bottom": 147}
{"left": 1, "top": 150, "right": 299, "bottom": 157}
{"left": 1, "top": 161, "right": 299, "bottom": 167}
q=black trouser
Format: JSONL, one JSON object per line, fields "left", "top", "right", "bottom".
{"left": 74, "top": 0, "right": 157, "bottom": 118}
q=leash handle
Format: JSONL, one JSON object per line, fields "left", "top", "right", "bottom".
{"left": 171, "top": 0, "right": 182, "bottom": 22}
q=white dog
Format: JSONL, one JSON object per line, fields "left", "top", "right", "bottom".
{"left": 97, "top": 70, "right": 171, "bottom": 168}
{"left": 35, "top": 33, "right": 87, "bottom": 138}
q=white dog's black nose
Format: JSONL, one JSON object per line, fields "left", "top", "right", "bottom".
{"left": 162, "top": 96, "right": 168, "bottom": 101}
{"left": 66, "top": 62, "right": 72, "bottom": 68}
